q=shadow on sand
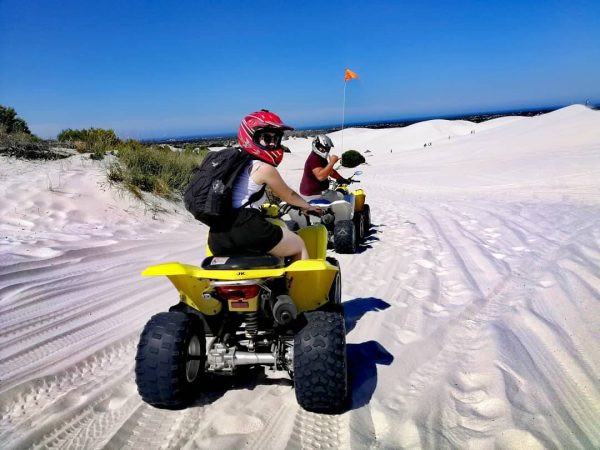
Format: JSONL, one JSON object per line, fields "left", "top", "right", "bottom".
{"left": 347, "top": 341, "right": 394, "bottom": 409}
{"left": 343, "top": 297, "right": 391, "bottom": 333}
{"left": 356, "top": 227, "right": 380, "bottom": 253}
{"left": 343, "top": 297, "right": 394, "bottom": 410}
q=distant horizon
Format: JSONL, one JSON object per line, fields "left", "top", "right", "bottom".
{"left": 141, "top": 101, "right": 599, "bottom": 142}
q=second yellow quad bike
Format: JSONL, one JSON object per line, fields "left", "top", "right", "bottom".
{"left": 287, "top": 170, "right": 371, "bottom": 254}
{"left": 134, "top": 204, "right": 347, "bottom": 413}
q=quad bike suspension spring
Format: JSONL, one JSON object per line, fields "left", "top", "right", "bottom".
{"left": 245, "top": 312, "right": 258, "bottom": 338}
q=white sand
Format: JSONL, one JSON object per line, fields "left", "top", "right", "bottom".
{"left": 1, "top": 105, "right": 599, "bottom": 449}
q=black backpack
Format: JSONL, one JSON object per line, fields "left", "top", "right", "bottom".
{"left": 183, "top": 147, "right": 264, "bottom": 226}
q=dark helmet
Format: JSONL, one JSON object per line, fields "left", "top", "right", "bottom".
{"left": 238, "top": 109, "right": 294, "bottom": 166}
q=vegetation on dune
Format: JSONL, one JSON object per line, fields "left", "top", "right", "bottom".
{"left": 57, "top": 126, "right": 208, "bottom": 199}
{"left": 341, "top": 149, "right": 366, "bottom": 168}
{"left": 58, "top": 127, "right": 119, "bottom": 160}
{"left": 108, "top": 140, "right": 208, "bottom": 199}
{"left": 0, "top": 105, "right": 34, "bottom": 136}
{"left": 0, "top": 135, "right": 69, "bottom": 160}
{"left": 0, "top": 108, "right": 207, "bottom": 199}
{"left": 0, "top": 106, "right": 363, "bottom": 201}
{"left": 0, "top": 105, "right": 68, "bottom": 159}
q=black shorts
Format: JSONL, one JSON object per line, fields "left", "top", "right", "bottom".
{"left": 208, "top": 208, "right": 284, "bottom": 256}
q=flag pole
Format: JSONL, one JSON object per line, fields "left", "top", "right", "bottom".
{"left": 341, "top": 79, "right": 347, "bottom": 153}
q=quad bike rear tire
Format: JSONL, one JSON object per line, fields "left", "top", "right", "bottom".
{"left": 333, "top": 219, "right": 356, "bottom": 254}
{"left": 294, "top": 311, "right": 348, "bottom": 413}
{"left": 135, "top": 312, "right": 205, "bottom": 409}
{"left": 363, "top": 204, "right": 371, "bottom": 234}
{"left": 353, "top": 211, "right": 366, "bottom": 242}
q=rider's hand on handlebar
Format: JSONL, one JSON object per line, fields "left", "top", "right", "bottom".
{"left": 303, "top": 205, "right": 323, "bottom": 217}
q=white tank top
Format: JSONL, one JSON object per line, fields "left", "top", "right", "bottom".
{"left": 231, "top": 160, "right": 266, "bottom": 208}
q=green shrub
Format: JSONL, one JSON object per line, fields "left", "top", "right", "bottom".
{"left": 281, "top": 144, "right": 291, "bottom": 153}
{"left": 341, "top": 149, "right": 365, "bottom": 168}
{"left": 107, "top": 164, "right": 125, "bottom": 183}
{"left": 58, "top": 128, "right": 87, "bottom": 142}
{"left": 57, "top": 127, "right": 119, "bottom": 159}
{"left": 110, "top": 140, "right": 204, "bottom": 198}
{"left": 0, "top": 105, "right": 32, "bottom": 135}
{"left": 0, "top": 106, "right": 57, "bottom": 159}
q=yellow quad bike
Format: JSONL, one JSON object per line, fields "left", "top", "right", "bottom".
{"left": 288, "top": 171, "right": 371, "bottom": 254}
{"left": 134, "top": 204, "right": 347, "bottom": 413}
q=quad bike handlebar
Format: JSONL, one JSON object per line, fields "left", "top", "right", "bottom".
{"left": 280, "top": 202, "right": 323, "bottom": 217}
{"left": 341, "top": 177, "right": 359, "bottom": 185}
{"left": 263, "top": 202, "right": 323, "bottom": 220}
{"left": 333, "top": 169, "right": 362, "bottom": 187}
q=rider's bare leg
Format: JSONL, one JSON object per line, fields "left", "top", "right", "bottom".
{"left": 269, "top": 227, "right": 309, "bottom": 261}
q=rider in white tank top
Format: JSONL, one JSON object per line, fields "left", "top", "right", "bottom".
{"left": 232, "top": 160, "right": 266, "bottom": 208}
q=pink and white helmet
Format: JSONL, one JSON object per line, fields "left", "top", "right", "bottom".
{"left": 238, "top": 109, "right": 294, "bottom": 167}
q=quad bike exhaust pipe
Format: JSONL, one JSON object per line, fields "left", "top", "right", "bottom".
{"left": 272, "top": 295, "right": 297, "bottom": 325}
{"left": 233, "top": 352, "right": 275, "bottom": 365}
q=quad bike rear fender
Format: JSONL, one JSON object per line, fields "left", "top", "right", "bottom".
{"left": 329, "top": 199, "right": 355, "bottom": 222}
{"left": 142, "top": 224, "right": 334, "bottom": 314}
{"left": 352, "top": 189, "right": 366, "bottom": 212}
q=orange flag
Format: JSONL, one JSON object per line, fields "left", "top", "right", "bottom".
{"left": 344, "top": 68, "right": 359, "bottom": 81}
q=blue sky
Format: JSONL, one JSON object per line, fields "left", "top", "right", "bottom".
{"left": 1, "top": 1, "right": 599, "bottom": 139}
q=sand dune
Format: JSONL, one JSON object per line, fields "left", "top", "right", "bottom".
{"left": 1, "top": 105, "right": 599, "bottom": 449}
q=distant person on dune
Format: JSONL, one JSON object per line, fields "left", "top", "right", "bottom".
{"left": 208, "top": 110, "right": 320, "bottom": 262}
{"left": 299, "top": 135, "right": 349, "bottom": 201}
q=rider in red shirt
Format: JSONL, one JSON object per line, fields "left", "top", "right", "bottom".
{"left": 300, "top": 135, "right": 349, "bottom": 198}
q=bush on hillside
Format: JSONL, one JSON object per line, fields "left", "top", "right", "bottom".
{"left": 57, "top": 127, "right": 119, "bottom": 159}
{"left": 341, "top": 149, "right": 365, "bottom": 168}
{"left": 0, "top": 134, "right": 69, "bottom": 160}
{"left": 57, "top": 128, "right": 87, "bottom": 142}
{"left": 0, "top": 106, "right": 67, "bottom": 159}
{"left": 0, "top": 105, "right": 32, "bottom": 136}
{"left": 108, "top": 140, "right": 204, "bottom": 199}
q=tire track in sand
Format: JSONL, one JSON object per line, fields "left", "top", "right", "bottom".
{"left": 376, "top": 203, "right": 600, "bottom": 449}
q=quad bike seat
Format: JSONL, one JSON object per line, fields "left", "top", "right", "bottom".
{"left": 201, "top": 255, "right": 285, "bottom": 270}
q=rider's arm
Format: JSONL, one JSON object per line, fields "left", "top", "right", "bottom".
{"left": 330, "top": 168, "right": 346, "bottom": 181}
{"left": 253, "top": 164, "right": 312, "bottom": 211}
{"left": 311, "top": 154, "right": 340, "bottom": 181}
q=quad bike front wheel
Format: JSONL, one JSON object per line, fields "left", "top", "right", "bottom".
{"left": 333, "top": 219, "right": 356, "bottom": 254}
{"left": 135, "top": 312, "right": 205, "bottom": 409}
{"left": 294, "top": 311, "right": 348, "bottom": 413}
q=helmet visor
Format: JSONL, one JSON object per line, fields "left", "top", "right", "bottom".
{"left": 316, "top": 142, "right": 331, "bottom": 153}
{"left": 255, "top": 130, "right": 283, "bottom": 149}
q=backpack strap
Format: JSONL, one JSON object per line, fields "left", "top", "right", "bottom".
{"left": 224, "top": 148, "right": 252, "bottom": 189}
{"left": 240, "top": 183, "right": 267, "bottom": 208}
